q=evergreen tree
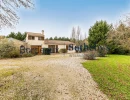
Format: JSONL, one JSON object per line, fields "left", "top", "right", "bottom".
{"left": 49, "top": 37, "right": 53, "bottom": 40}
{"left": 54, "top": 36, "right": 58, "bottom": 40}
{"left": 7, "top": 32, "right": 26, "bottom": 41}
{"left": 88, "top": 20, "right": 111, "bottom": 48}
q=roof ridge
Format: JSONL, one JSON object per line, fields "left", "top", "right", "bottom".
{"left": 44, "top": 39, "right": 75, "bottom": 45}
{"left": 26, "top": 32, "right": 41, "bottom": 34}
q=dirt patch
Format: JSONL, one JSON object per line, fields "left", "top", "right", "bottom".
{"left": 0, "top": 54, "right": 108, "bottom": 100}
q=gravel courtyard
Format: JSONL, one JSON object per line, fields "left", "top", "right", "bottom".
{"left": 0, "top": 54, "right": 108, "bottom": 100}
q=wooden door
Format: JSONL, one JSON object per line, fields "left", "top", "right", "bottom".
{"left": 31, "top": 46, "right": 41, "bottom": 55}
{"left": 38, "top": 46, "right": 42, "bottom": 54}
{"left": 66, "top": 45, "right": 68, "bottom": 50}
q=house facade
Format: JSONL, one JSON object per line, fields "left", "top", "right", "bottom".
{"left": 25, "top": 30, "right": 75, "bottom": 54}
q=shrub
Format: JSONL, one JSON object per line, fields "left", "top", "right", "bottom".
{"left": 114, "top": 46, "right": 129, "bottom": 55}
{"left": 31, "top": 48, "right": 39, "bottom": 55}
{"left": 97, "top": 46, "right": 108, "bottom": 57}
{"left": 10, "top": 49, "right": 20, "bottom": 58}
{"left": 59, "top": 49, "right": 67, "bottom": 53}
{"left": 42, "top": 48, "right": 51, "bottom": 55}
{"left": 107, "top": 41, "right": 130, "bottom": 55}
{"left": 83, "top": 50, "right": 97, "bottom": 60}
{"left": 22, "top": 53, "right": 34, "bottom": 57}
{"left": 0, "top": 39, "right": 20, "bottom": 58}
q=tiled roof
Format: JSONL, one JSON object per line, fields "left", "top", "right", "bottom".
{"left": 44, "top": 40, "right": 75, "bottom": 45}
{"left": 26, "top": 32, "right": 44, "bottom": 37}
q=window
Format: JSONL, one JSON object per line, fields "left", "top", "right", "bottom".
{"left": 28, "top": 36, "right": 35, "bottom": 40}
{"left": 38, "top": 37, "right": 44, "bottom": 40}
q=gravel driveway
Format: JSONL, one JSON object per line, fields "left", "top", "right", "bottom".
{"left": 0, "top": 54, "right": 108, "bottom": 100}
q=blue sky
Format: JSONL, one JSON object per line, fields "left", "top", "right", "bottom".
{"left": 1, "top": 0, "right": 130, "bottom": 38}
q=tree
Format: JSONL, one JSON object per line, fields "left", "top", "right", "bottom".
{"left": 48, "top": 36, "right": 70, "bottom": 41}
{"left": 66, "top": 37, "right": 70, "bottom": 41}
{"left": 58, "top": 37, "right": 62, "bottom": 40}
{"left": 71, "top": 27, "right": 76, "bottom": 43}
{"left": 7, "top": 32, "right": 26, "bottom": 41}
{"left": 84, "top": 32, "right": 87, "bottom": 40}
{"left": 80, "top": 33, "right": 83, "bottom": 41}
{"left": 76, "top": 26, "right": 83, "bottom": 46}
{"left": 7, "top": 32, "right": 16, "bottom": 38}
{"left": 70, "top": 26, "right": 84, "bottom": 45}
{"left": 88, "top": 20, "right": 111, "bottom": 48}
{"left": 61, "top": 37, "right": 65, "bottom": 41}
{"left": 0, "top": 0, "right": 33, "bottom": 29}
{"left": 107, "top": 22, "right": 130, "bottom": 54}
{"left": 16, "top": 32, "right": 23, "bottom": 40}
{"left": 76, "top": 26, "right": 81, "bottom": 41}
{"left": 79, "top": 33, "right": 84, "bottom": 45}
{"left": 49, "top": 37, "right": 53, "bottom": 40}
{"left": 54, "top": 36, "right": 58, "bottom": 40}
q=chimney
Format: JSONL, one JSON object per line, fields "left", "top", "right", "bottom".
{"left": 42, "top": 30, "right": 44, "bottom": 35}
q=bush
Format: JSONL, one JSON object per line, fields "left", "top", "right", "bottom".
{"left": 10, "top": 49, "right": 20, "bottom": 58}
{"left": 31, "top": 48, "right": 39, "bottom": 55}
{"left": 22, "top": 53, "right": 34, "bottom": 57}
{"left": 0, "top": 39, "right": 20, "bottom": 58}
{"left": 42, "top": 48, "right": 51, "bottom": 55}
{"left": 59, "top": 49, "right": 67, "bottom": 53}
{"left": 83, "top": 50, "right": 97, "bottom": 60}
{"left": 97, "top": 46, "right": 108, "bottom": 57}
{"left": 114, "top": 46, "right": 129, "bottom": 55}
{"left": 107, "top": 41, "right": 130, "bottom": 55}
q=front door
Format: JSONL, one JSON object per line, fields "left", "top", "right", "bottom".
{"left": 38, "top": 46, "right": 42, "bottom": 54}
{"left": 31, "top": 46, "right": 42, "bottom": 54}
{"left": 66, "top": 45, "right": 68, "bottom": 50}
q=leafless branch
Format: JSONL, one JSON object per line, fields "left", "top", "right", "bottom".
{"left": 0, "top": 0, "right": 33, "bottom": 29}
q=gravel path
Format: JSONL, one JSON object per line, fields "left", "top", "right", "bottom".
{"left": 0, "top": 54, "right": 108, "bottom": 100}
{"left": 34, "top": 54, "right": 108, "bottom": 100}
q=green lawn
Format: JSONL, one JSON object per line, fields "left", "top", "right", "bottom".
{"left": 82, "top": 55, "right": 130, "bottom": 100}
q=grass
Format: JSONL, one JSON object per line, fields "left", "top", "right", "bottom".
{"left": 0, "top": 67, "right": 29, "bottom": 78}
{"left": 82, "top": 55, "right": 130, "bottom": 100}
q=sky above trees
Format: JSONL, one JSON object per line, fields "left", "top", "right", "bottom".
{"left": 1, "top": 0, "right": 130, "bottom": 38}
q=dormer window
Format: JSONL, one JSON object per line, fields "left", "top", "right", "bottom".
{"left": 38, "top": 37, "right": 44, "bottom": 40}
{"left": 28, "top": 36, "right": 35, "bottom": 40}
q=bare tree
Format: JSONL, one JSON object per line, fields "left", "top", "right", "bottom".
{"left": 80, "top": 33, "right": 83, "bottom": 41}
{"left": 76, "top": 26, "right": 80, "bottom": 41}
{"left": 76, "top": 26, "right": 81, "bottom": 45}
{"left": 84, "top": 32, "right": 87, "bottom": 40}
{"left": 70, "top": 26, "right": 84, "bottom": 45}
{"left": 79, "top": 33, "right": 84, "bottom": 45}
{"left": 0, "top": 0, "right": 33, "bottom": 29}
{"left": 70, "top": 27, "right": 76, "bottom": 43}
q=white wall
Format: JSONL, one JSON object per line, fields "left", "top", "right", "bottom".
{"left": 42, "top": 44, "right": 48, "bottom": 48}
{"left": 26, "top": 34, "right": 44, "bottom": 46}
{"left": 26, "top": 33, "right": 76, "bottom": 53}
{"left": 58, "top": 45, "right": 66, "bottom": 50}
